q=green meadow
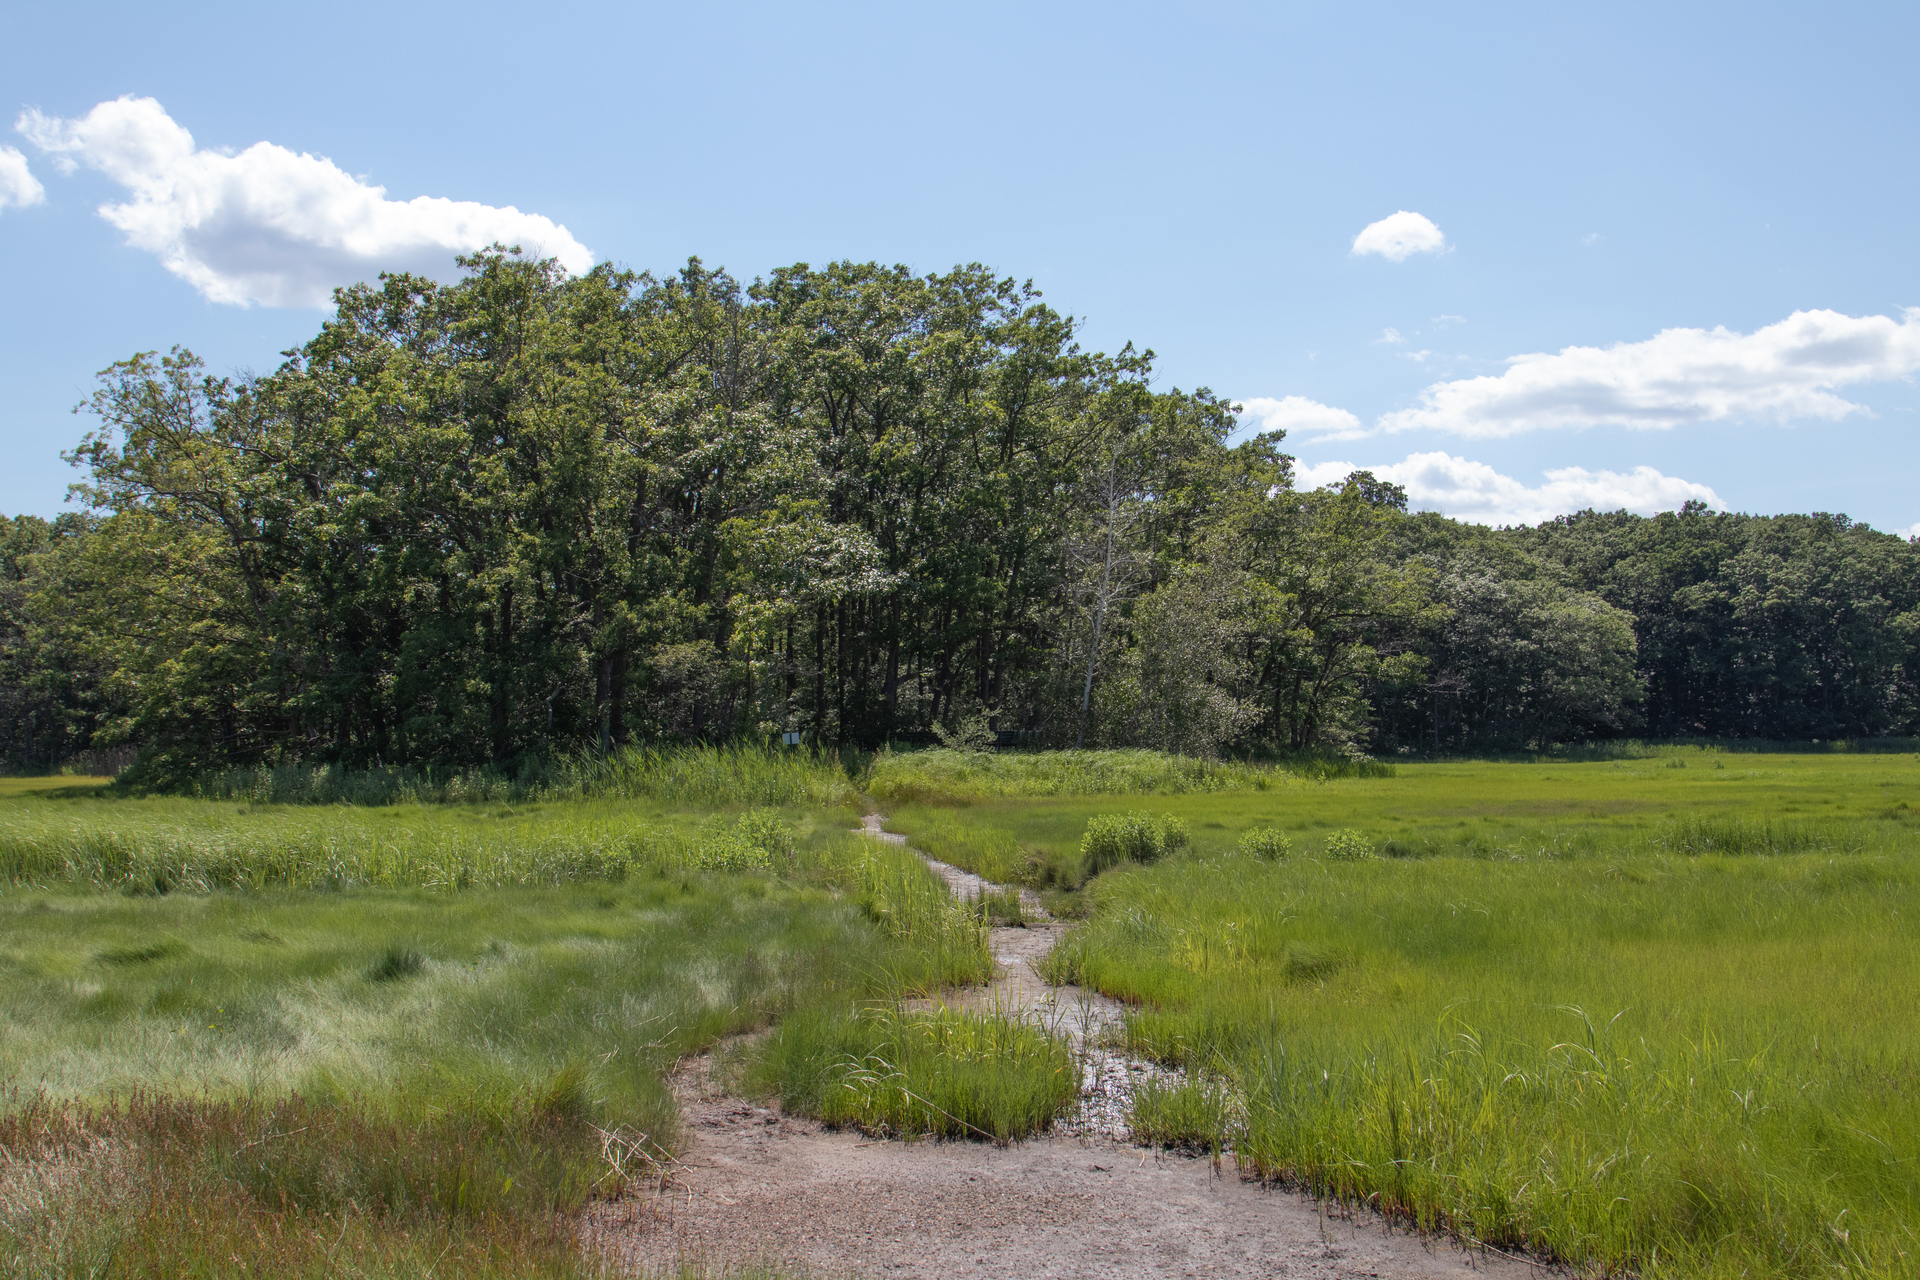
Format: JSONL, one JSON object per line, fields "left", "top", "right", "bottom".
{"left": 882, "top": 748, "right": 1920, "bottom": 885}
{"left": 0, "top": 764, "right": 1029, "bottom": 1276}
{"left": 883, "top": 749, "right": 1920, "bottom": 1278}
{"left": 3, "top": 748, "right": 1918, "bottom": 1277}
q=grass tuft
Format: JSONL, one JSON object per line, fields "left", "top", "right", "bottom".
{"left": 753, "top": 1004, "right": 1077, "bottom": 1142}
{"left": 367, "top": 944, "right": 426, "bottom": 983}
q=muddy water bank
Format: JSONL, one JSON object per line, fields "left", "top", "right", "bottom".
{"left": 861, "top": 813, "right": 1182, "bottom": 1139}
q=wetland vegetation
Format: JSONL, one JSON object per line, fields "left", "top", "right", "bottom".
{"left": 2, "top": 746, "right": 1914, "bottom": 1277}
{"left": 2, "top": 249, "right": 1918, "bottom": 1276}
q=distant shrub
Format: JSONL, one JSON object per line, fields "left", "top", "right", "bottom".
{"left": 1238, "top": 827, "right": 1294, "bottom": 861}
{"left": 1082, "top": 811, "right": 1190, "bottom": 876}
{"left": 1322, "top": 828, "right": 1376, "bottom": 861}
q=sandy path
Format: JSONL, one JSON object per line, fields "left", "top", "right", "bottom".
{"left": 593, "top": 816, "right": 1539, "bottom": 1279}
{"left": 594, "top": 1066, "right": 1529, "bottom": 1279}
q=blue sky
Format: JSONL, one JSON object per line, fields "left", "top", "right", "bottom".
{"left": 4, "top": 1, "right": 1916, "bottom": 529}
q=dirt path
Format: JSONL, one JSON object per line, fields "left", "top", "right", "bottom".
{"left": 594, "top": 817, "right": 1539, "bottom": 1279}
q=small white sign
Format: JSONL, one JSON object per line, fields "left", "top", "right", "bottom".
{"left": 782, "top": 731, "right": 802, "bottom": 746}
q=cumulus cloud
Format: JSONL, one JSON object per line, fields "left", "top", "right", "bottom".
{"left": 1351, "top": 210, "right": 1447, "bottom": 261}
{"left": 0, "top": 146, "right": 43, "bottom": 209}
{"left": 1294, "top": 451, "right": 1723, "bottom": 527}
{"left": 1381, "top": 309, "right": 1920, "bottom": 438}
{"left": 17, "top": 96, "right": 593, "bottom": 307}
{"left": 1236, "top": 395, "right": 1366, "bottom": 441}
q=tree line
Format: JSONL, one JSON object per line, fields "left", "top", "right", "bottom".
{"left": 4, "top": 251, "right": 1919, "bottom": 780}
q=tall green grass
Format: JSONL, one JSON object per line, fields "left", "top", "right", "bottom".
{"left": 1507, "top": 736, "right": 1920, "bottom": 763}
{"left": 879, "top": 810, "right": 1030, "bottom": 885}
{"left": 1644, "top": 813, "right": 1874, "bottom": 856}
{"left": 181, "top": 743, "right": 853, "bottom": 809}
{"left": 0, "top": 774, "right": 1068, "bottom": 1274}
{"left": 744, "top": 833, "right": 1074, "bottom": 1140}
{"left": 0, "top": 794, "right": 848, "bottom": 893}
{"left": 1043, "top": 849, "right": 1920, "bottom": 1278}
{"left": 878, "top": 751, "right": 1920, "bottom": 888}
{"left": 0, "top": 1089, "right": 609, "bottom": 1277}
{"left": 0, "top": 849, "right": 928, "bottom": 1276}
{"left": 753, "top": 1003, "right": 1077, "bottom": 1142}
{"left": 844, "top": 832, "right": 992, "bottom": 990}
{"left": 865, "top": 748, "right": 1323, "bottom": 804}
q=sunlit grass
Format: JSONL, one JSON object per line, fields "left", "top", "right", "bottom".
{"left": 888, "top": 751, "right": 1920, "bottom": 1275}
{"left": 1038, "top": 845, "right": 1920, "bottom": 1278}
{"left": 0, "top": 791, "right": 861, "bottom": 892}
{"left": 864, "top": 747, "right": 1338, "bottom": 804}
{"left": 883, "top": 751, "right": 1920, "bottom": 885}
{"left": 753, "top": 1003, "right": 1077, "bottom": 1142}
{"left": 180, "top": 743, "right": 854, "bottom": 809}
{"left": 0, "top": 782, "right": 950, "bottom": 1276}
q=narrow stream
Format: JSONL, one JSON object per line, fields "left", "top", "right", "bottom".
{"left": 857, "top": 814, "right": 1184, "bottom": 1138}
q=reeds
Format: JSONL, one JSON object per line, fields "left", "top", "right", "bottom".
{"left": 864, "top": 748, "right": 1308, "bottom": 803}
{"left": 0, "top": 798, "right": 825, "bottom": 892}
{"left": 183, "top": 743, "right": 853, "bottom": 809}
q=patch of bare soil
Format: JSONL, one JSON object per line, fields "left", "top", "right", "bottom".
{"left": 591, "top": 1052, "right": 1533, "bottom": 1279}
{"left": 587, "top": 816, "right": 1541, "bottom": 1278}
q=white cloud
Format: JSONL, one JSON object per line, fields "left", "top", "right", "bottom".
{"left": 0, "top": 146, "right": 43, "bottom": 209}
{"left": 1351, "top": 210, "right": 1447, "bottom": 261}
{"left": 1295, "top": 451, "right": 1723, "bottom": 527}
{"left": 1381, "top": 308, "right": 1920, "bottom": 438}
{"left": 1375, "top": 327, "right": 1405, "bottom": 344}
{"left": 1236, "top": 395, "right": 1366, "bottom": 441}
{"left": 17, "top": 96, "right": 593, "bottom": 307}
{"left": 1431, "top": 314, "right": 1466, "bottom": 327}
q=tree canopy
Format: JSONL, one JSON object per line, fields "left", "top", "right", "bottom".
{"left": 6, "top": 251, "right": 1919, "bottom": 777}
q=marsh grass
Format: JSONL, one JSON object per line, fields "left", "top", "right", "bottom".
{"left": 881, "top": 751, "right": 1920, "bottom": 887}
{"left": 1645, "top": 813, "right": 1872, "bottom": 857}
{"left": 0, "top": 792, "right": 857, "bottom": 893}
{"left": 752, "top": 1003, "right": 1077, "bottom": 1142}
{"left": 864, "top": 748, "right": 1311, "bottom": 804}
{"left": 0, "top": 1088, "right": 618, "bottom": 1277}
{"left": 0, "top": 805, "right": 986, "bottom": 1275}
{"left": 845, "top": 832, "right": 992, "bottom": 990}
{"left": 1080, "top": 811, "right": 1190, "bottom": 875}
{"left": 879, "top": 810, "right": 1034, "bottom": 885}
{"left": 0, "top": 873, "right": 898, "bottom": 1115}
{"left": 1126, "top": 1074, "right": 1240, "bottom": 1154}
{"left": 883, "top": 754, "right": 1920, "bottom": 1273}
{"left": 0, "top": 777, "right": 1063, "bottom": 1275}
{"left": 1041, "top": 846, "right": 1920, "bottom": 1278}
{"left": 1461, "top": 736, "right": 1920, "bottom": 764}
{"left": 179, "top": 743, "right": 853, "bottom": 809}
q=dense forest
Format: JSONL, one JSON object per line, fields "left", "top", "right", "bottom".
{"left": 4, "top": 251, "right": 1919, "bottom": 780}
